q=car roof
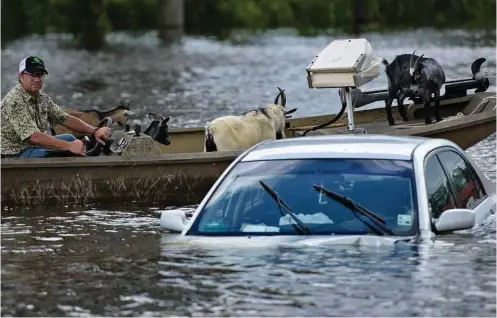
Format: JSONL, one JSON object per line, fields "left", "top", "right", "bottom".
{"left": 241, "top": 134, "right": 432, "bottom": 161}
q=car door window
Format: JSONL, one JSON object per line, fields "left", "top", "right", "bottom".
{"left": 437, "top": 150, "right": 484, "bottom": 209}
{"left": 425, "top": 155, "right": 456, "bottom": 219}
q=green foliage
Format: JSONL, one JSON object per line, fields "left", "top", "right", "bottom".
{"left": 1, "top": 0, "right": 495, "bottom": 48}
{"left": 1, "top": 0, "right": 28, "bottom": 44}
{"left": 106, "top": 0, "right": 158, "bottom": 31}
{"left": 183, "top": 0, "right": 496, "bottom": 36}
{"left": 55, "top": 0, "right": 110, "bottom": 50}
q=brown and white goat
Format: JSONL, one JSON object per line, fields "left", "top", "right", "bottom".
{"left": 204, "top": 87, "right": 297, "bottom": 152}
{"left": 51, "top": 101, "right": 135, "bottom": 138}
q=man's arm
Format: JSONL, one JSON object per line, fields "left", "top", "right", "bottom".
{"left": 29, "top": 132, "right": 85, "bottom": 156}
{"left": 47, "top": 97, "right": 111, "bottom": 145}
{"left": 29, "top": 132, "right": 74, "bottom": 151}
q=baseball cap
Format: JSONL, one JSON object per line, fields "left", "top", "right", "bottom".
{"left": 18, "top": 56, "right": 48, "bottom": 75}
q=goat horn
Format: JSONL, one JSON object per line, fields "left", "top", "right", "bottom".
{"left": 410, "top": 50, "right": 416, "bottom": 67}
{"left": 274, "top": 87, "right": 286, "bottom": 106}
{"left": 274, "top": 91, "right": 282, "bottom": 105}
{"left": 414, "top": 54, "right": 424, "bottom": 69}
{"left": 280, "top": 87, "right": 286, "bottom": 106}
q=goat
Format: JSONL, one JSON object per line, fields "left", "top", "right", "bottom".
{"left": 381, "top": 53, "right": 424, "bottom": 126}
{"left": 143, "top": 112, "right": 171, "bottom": 146}
{"left": 204, "top": 87, "right": 297, "bottom": 152}
{"left": 126, "top": 113, "right": 171, "bottom": 145}
{"left": 406, "top": 51, "right": 446, "bottom": 124}
{"left": 51, "top": 100, "right": 135, "bottom": 138}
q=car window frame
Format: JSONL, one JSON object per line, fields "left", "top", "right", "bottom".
{"left": 423, "top": 149, "right": 458, "bottom": 220}
{"left": 435, "top": 147, "right": 488, "bottom": 210}
{"left": 424, "top": 146, "right": 488, "bottom": 219}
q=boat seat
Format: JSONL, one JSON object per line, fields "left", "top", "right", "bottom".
{"left": 461, "top": 93, "right": 496, "bottom": 115}
{"left": 115, "top": 135, "right": 163, "bottom": 156}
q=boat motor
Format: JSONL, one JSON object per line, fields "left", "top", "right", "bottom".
{"left": 305, "top": 38, "right": 382, "bottom": 134}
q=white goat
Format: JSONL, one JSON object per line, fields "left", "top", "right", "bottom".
{"left": 204, "top": 87, "right": 297, "bottom": 152}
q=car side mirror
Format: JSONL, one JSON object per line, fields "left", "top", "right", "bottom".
{"left": 433, "top": 209, "right": 475, "bottom": 233}
{"left": 160, "top": 210, "right": 189, "bottom": 233}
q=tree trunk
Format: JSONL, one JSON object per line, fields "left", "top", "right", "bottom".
{"left": 79, "top": 0, "right": 108, "bottom": 50}
{"left": 352, "top": 0, "right": 366, "bottom": 35}
{"left": 158, "top": 0, "right": 184, "bottom": 44}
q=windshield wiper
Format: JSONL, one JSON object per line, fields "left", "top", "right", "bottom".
{"left": 312, "top": 185, "right": 394, "bottom": 236}
{"left": 259, "top": 180, "right": 311, "bottom": 235}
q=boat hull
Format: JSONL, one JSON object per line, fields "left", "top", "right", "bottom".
{"left": 1, "top": 92, "right": 495, "bottom": 208}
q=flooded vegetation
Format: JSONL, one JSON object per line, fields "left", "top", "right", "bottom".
{"left": 1, "top": 27, "right": 496, "bottom": 316}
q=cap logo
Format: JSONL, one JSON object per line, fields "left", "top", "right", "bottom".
{"left": 32, "top": 57, "right": 42, "bottom": 64}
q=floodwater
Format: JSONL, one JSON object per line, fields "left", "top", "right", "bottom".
{"left": 1, "top": 28, "right": 496, "bottom": 127}
{"left": 1, "top": 29, "right": 496, "bottom": 317}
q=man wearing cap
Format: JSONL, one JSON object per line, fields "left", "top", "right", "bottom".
{"left": 1, "top": 56, "right": 112, "bottom": 158}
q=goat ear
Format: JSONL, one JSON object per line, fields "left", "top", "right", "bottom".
{"left": 148, "top": 112, "right": 161, "bottom": 121}
{"left": 284, "top": 108, "right": 297, "bottom": 115}
{"left": 162, "top": 116, "right": 170, "bottom": 124}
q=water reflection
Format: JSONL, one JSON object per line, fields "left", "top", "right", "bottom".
{"left": 156, "top": 232, "right": 496, "bottom": 317}
{"left": 1, "top": 199, "right": 495, "bottom": 316}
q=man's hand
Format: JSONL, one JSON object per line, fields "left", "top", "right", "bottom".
{"left": 94, "top": 127, "right": 112, "bottom": 145}
{"left": 67, "top": 140, "right": 86, "bottom": 156}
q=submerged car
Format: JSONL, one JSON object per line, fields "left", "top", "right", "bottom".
{"left": 160, "top": 135, "right": 496, "bottom": 245}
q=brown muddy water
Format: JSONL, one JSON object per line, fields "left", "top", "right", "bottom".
{"left": 1, "top": 29, "right": 496, "bottom": 316}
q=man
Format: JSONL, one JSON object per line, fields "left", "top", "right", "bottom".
{"left": 1, "top": 56, "right": 112, "bottom": 158}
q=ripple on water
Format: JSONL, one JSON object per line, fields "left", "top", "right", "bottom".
{"left": 1, "top": 29, "right": 496, "bottom": 317}
{"left": 1, "top": 29, "right": 495, "bottom": 127}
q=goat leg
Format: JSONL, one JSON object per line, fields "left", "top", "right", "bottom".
{"left": 423, "top": 91, "right": 433, "bottom": 124}
{"left": 433, "top": 90, "right": 442, "bottom": 122}
{"left": 397, "top": 94, "right": 408, "bottom": 122}
{"left": 385, "top": 93, "right": 396, "bottom": 126}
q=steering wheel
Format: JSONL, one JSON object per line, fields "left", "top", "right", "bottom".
{"left": 84, "top": 117, "right": 113, "bottom": 156}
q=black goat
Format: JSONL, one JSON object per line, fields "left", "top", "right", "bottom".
{"left": 407, "top": 51, "right": 446, "bottom": 124}
{"left": 142, "top": 112, "right": 171, "bottom": 146}
{"left": 381, "top": 53, "right": 423, "bottom": 126}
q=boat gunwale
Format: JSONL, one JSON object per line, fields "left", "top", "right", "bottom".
{"left": 1, "top": 150, "right": 244, "bottom": 168}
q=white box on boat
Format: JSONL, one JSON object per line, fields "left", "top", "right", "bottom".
{"left": 306, "top": 38, "right": 382, "bottom": 88}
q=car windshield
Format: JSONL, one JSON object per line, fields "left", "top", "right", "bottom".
{"left": 187, "top": 159, "right": 418, "bottom": 236}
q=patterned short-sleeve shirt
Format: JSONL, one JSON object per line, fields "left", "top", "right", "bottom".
{"left": 1, "top": 83, "right": 68, "bottom": 155}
